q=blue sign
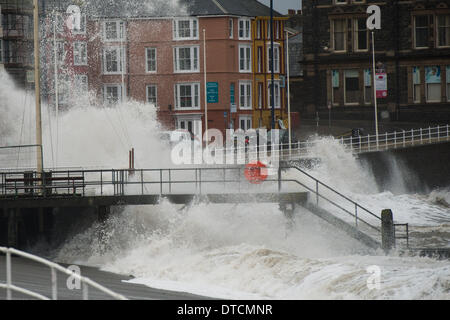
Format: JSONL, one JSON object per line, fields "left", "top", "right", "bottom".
{"left": 224, "top": 111, "right": 227, "bottom": 118}
{"left": 207, "top": 82, "right": 219, "bottom": 103}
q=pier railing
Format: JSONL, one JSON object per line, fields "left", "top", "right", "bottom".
{"left": 0, "top": 165, "right": 409, "bottom": 247}
{"left": 211, "top": 124, "right": 450, "bottom": 161}
{"left": 0, "top": 247, "right": 127, "bottom": 300}
{"left": 282, "top": 164, "right": 409, "bottom": 247}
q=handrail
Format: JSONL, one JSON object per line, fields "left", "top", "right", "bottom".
{"left": 282, "top": 165, "right": 382, "bottom": 233}
{"left": 0, "top": 247, "right": 128, "bottom": 300}
{"left": 0, "top": 165, "right": 409, "bottom": 245}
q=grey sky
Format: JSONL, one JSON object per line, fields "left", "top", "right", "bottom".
{"left": 257, "top": 0, "right": 302, "bottom": 14}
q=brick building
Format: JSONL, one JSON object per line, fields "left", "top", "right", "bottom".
{"left": 299, "top": 0, "right": 450, "bottom": 122}
{"left": 38, "top": 0, "right": 288, "bottom": 139}
{"left": 0, "top": 0, "right": 34, "bottom": 88}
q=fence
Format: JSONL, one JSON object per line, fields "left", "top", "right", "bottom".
{"left": 210, "top": 124, "right": 450, "bottom": 162}
{"left": 0, "top": 246, "right": 127, "bottom": 300}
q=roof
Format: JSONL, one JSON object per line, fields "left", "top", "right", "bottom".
{"left": 63, "top": 0, "right": 284, "bottom": 18}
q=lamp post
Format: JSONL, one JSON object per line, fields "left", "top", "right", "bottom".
{"left": 270, "top": 0, "right": 275, "bottom": 130}
{"left": 371, "top": 31, "right": 379, "bottom": 148}
{"left": 33, "top": 0, "right": 43, "bottom": 175}
{"left": 203, "top": 29, "right": 208, "bottom": 144}
{"left": 367, "top": 5, "right": 381, "bottom": 148}
{"left": 285, "top": 29, "right": 293, "bottom": 155}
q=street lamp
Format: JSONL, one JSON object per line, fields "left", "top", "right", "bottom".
{"left": 367, "top": 5, "right": 381, "bottom": 148}
{"left": 285, "top": 29, "right": 295, "bottom": 156}
{"left": 270, "top": 0, "right": 275, "bottom": 130}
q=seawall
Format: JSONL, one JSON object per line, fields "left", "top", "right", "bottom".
{"left": 358, "top": 141, "right": 450, "bottom": 193}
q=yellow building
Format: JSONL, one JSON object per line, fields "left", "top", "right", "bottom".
{"left": 252, "top": 16, "right": 288, "bottom": 129}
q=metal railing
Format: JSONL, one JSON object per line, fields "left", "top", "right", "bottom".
{"left": 0, "top": 165, "right": 409, "bottom": 246}
{"left": 339, "top": 124, "right": 450, "bottom": 154}
{"left": 0, "top": 246, "right": 127, "bottom": 300}
{"left": 282, "top": 164, "right": 409, "bottom": 246}
{"left": 210, "top": 124, "right": 450, "bottom": 162}
{"left": 0, "top": 167, "right": 284, "bottom": 198}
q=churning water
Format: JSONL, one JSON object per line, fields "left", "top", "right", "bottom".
{"left": 1, "top": 71, "right": 449, "bottom": 299}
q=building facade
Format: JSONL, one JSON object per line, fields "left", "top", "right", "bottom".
{"left": 39, "top": 0, "right": 288, "bottom": 139}
{"left": 300, "top": 0, "right": 450, "bottom": 122}
{"left": 251, "top": 15, "right": 288, "bottom": 129}
{"left": 0, "top": 0, "right": 34, "bottom": 87}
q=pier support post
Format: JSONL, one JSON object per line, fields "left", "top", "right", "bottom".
{"left": 381, "top": 209, "right": 395, "bottom": 252}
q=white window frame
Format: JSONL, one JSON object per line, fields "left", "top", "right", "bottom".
{"left": 238, "top": 18, "right": 251, "bottom": 40}
{"left": 239, "top": 115, "right": 252, "bottom": 131}
{"left": 353, "top": 18, "right": 369, "bottom": 52}
{"left": 436, "top": 15, "right": 450, "bottom": 48}
{"left": 173, "top": 18, "right": 199, "bottom": 40}
{"left": 103, "top": 84, "right": 123, "bottom": 104}
{"left": 258, "top": 82, "right": 263, "bottom": 109}
{"left": 72, "top": 14, "right": 86, "bottom": 34}
{"left": 73, "top": 41, "right": 87, "bottom": 66}
{"left": 414, "top": 15, "right": 429, "bottom": 49}
{"left": 239, "top": 44, "right": 252, "bottom": 73}
{"left": 173, "top": 46, "right": 199, "bottom": 73}
{"left": 146, "top": 84, "right": 158, "bottom": 106}
{"left": 332, "top": 19, "right": 347, "bottom": 53}
{"left": 425, "top": 66, "right": 441, "bottom": 103}
{"left": 344, "top": 69, "right": 360, "bottom": 105}
{"left": 229, "top": 18, "right": 234, "bottom": 39}
{"left": 74, "top": 75, "right": 88, "bottom": 94}
{"left": 239, "top": 81, "right": 252, "bottom": 110}
{"left": 102, "top": 47, "right": 125, "bottom": 75}
{"left": 174, "top": 82, "right": 201, "bottom": 110}
{"left": 56, "top": 40, "right": 65, "bottom": 64}
{"left": 267, "top": 43, "right": 280, "bottom": 74}
{"left": 268, "top": 81, "right": 281, "bottom": 109}
{"left": 58, "top": 74, "right": 70, "bottom": 105}
{"left": 176, "top": 116, "right": 202, "bottom": 138}
{"left": 103, "top": 21, "right": 125, "bottom": 42}
{"left": 146, "top": 47, "right": 157, "bottom": 73}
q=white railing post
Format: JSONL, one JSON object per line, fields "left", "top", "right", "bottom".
{"left": 420, "top": 128, "right": 423, "bottom": 144}
{"left": 403, "top": 130, "right": 406, "bottom": 148}
{"left": 350, "top": 136, "right": 353, "bottom": 151}
{"left": 359, "top": 135, "right": 362, "bottom": 152}
{"left": 429, "top": 126, "right": 431, "bottom": 143}
{"left": 6, "top": 250, "right": 12, "bottom": 300}
{"left": 437, "top": 125, "right": 440, "bottom": 142}
{"left": 447, "top": 124, "right": 449, "bottom": 141}
{"left": 385, "top": 132, "right": 388, "bottom": 150}
{"left": 411, "top": 129, "right": 414, "bottom": 146}
{"left": 394, "top": 131, "right": 397, "bottom": 148}
{"left": 83, "top": 283, "right": 89, "bottom": 300}
{"left": 51, "top": 267, "right": 57, "bottom": 300}
{"left": 368, "top": 134, "right": 371, "bottom": 152}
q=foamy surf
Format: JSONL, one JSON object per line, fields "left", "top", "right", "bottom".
{"left": 2, "top": 70, "right": 449, "bottom": 299}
